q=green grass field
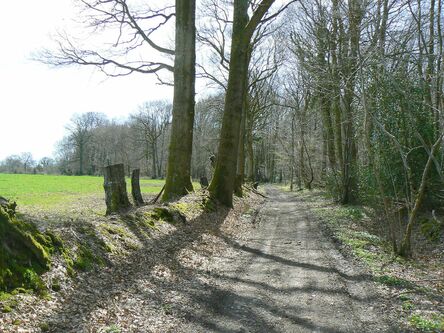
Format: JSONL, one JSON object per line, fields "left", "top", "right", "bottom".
{"left": 0, "top": 174, "right": 166, "bottom": 210}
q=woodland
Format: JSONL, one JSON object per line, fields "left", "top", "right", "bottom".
{"left": 0, "top": 0, "right": 444, "bottom": 331}
{"left": 0, "top": 0, "right": 441, "bottom": 256}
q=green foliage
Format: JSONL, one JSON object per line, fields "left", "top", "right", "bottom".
{"left": 419, "top": 218, "right": 442, "bottom": 242}
{"left": 353, "top": 231, "right": 382, "bottom": 243}
{"left": 0, "top": 292, "right": 13, "bottom": 302}
{"left": 22, "top": 268, "right": 46, "bottom": 291}
{"left": 0, "top": 291, "right": 19, "bottom": 313}
{"left": 2, "top": 305, "right": 12, "bottom": 313}
{"left": 51, "top": 278, "right": 61, "bottom": 292}
{"left": 61, "top": 248, "right": 75, "bottom": 276}
{"left": 312, "top": 201, "right": 391, "bottom": 269}
{"left": 147, "top": 206, "right": 187, "bottom": 225}
{"left": 171, "top": 200, "right": 206, "bottom": 216}
{"left": 162, "top": 303, "right": 173, "bottom": 315}
{"left": 139, "top": 214, "right": 157, "bottom": 229}
{"left": 151, "top": 207, "right": 175, "bottom": 223}
{"left": 73, "top": 245, "right": 105, "bottom": 271}
{"left": 202, "top": 196, "right": 217, "bottom": 212}
{"left": 355, "top": 72, "right": 443, "bottom": 214}
{"left": 356, "top": 166, "right": 379, "bottom": 205}
{"left": 398, "top": 293, "right": 412, "bottom": 302}
{"left": 402, "top": 300, "right": 415, "bottom": 311}
{"left": 324, "top": 171, "right": 341, "bottom": 201}
{"left": 314, "top": 205, "right": 365, "bottom": 224}
{"left": 39, "top": 322, "right": 50, "bottom": 332}
{"left": 409, "top": 313, "right": 444, "bottom": 332}
{"left": 102, "top": 324, "right": 121, "bottom": 333}
{"left": 102, "top": 224, "right": 130, "bottom": 238}
{"left": 338, "top": 230, "right": 386, "bottom": 267}
{"left": 375, "top": 275, "right": 413, "bottom": 288}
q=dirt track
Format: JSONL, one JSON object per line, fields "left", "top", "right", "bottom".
{"left": 179, "top": 186, "right": 398, "bottom": 333}
{"left": 2, "top": 187, "right": 400, "bottom": 332}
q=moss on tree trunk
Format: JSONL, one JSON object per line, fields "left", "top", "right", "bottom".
{"left": 162, "top": 0, "right": 196, "bottom": 201}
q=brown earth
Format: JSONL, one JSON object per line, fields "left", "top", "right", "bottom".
{"left": 0, "top": 187, "right": 402, "bottom": 332}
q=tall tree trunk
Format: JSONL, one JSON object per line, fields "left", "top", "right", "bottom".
{"left": 321, "top": 129, "right": 328, "bottom": 178}
{"left": 159, "top": 132, "right": 167, "bottom": 177}
{"left": 331, "top": 0, "right": 343, "bottom": 169}
{"left": 290, "top": 111, "right": 297, "bottom": 191}
{"left": 246, "top": 128, "right": 255, "bottom": 182}
{"left": 162, "top": 0, "right": 196, "bottom": 201}
{"left": 315, "top": 9, "right": 336, "bottom": 171}
{"left": 209, "top": 0, "right": 276, "bottom": 206}
{"left": 320, "top": 98, "right": 336, "bottom": 169}
{"left": 340, "top": 0, "right": 362, "bottom": 204}
{"left": 151, "top": 142, "right": 157, "bottom": 179}
{"left": 299, "top": 138, "right": 305, "bottom": 188}
{"left": 79, "top": 141, "right": 84, "bottom": 175}
{"left": 436, "top": 0, "right": 442, "bottom": 131}
{"left": 235, "top": 65, "right": 250, "bottom": 196}
{"left": 427, "top": 0, "right": 437, "bottom": 136}
{"left": 341, "top": 102, "right": 357, "bottom": 204}
{"left": 208, "top": 0, "right": 250, "bottom": 206}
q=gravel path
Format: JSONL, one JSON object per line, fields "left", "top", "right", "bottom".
{"left": 2, "top": 187, "right": 400, "bottom": 332}
{"left": 178, "top": 186, "right": 398, "bottom": 333}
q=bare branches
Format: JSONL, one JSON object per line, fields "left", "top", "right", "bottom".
{"left": 196, "top": 0, "right": 292, "bottom": 92}
{"left": 36, "top": 0, "right": 175, "bottom": 78}
{"left": 118, "top": 0, "right": 175, "bottom": 55}
{"left": 39, "top": 37, "right": 173, "bottom": 76}
{"left": 196, "top": 0, "right": 232, "bottom": 88}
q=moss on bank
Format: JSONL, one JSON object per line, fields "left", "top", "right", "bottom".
{"left": 0, "top": 203, "right": 63, "bottom": 295}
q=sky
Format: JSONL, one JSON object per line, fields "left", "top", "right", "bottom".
{"left": 0, "top": 1, "right": 174, "bottom": 161}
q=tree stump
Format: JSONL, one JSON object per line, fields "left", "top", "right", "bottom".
{"left": 199, "top": 176, "right": 209, "bottom": 189}
{"left": 131, "top": 169, "right": 144, "bottom": 206}
{"left": 103, "top": 164, "right": 131, "bottom": 215}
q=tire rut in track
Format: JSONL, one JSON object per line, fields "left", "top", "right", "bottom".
{"left": 179, "top": 186, "right": 397, "bottom": 333}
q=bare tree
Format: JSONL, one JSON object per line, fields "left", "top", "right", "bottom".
{"left": 130, "top": 101, "right": 171, "bottom": 178}
{"left": 20, "top": 152, "right": 35, "bottom": 174}
{"left": 37, "top": 0, "right": 197, "bottom": 200}
{"left": 209, "top": 0, "right": 295, "bottom": 206}
{"left": 1, "top": 155, "right": 23, "bottom": 174}
{"left": 66, "top": 112, "right": 107, "bottom": 175}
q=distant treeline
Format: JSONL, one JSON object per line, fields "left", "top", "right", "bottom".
{"left": 0, "top": 91, "right": 286, "bottom": 183}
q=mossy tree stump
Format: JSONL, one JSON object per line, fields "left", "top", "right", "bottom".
{"left": 131, "top": 169, "right": 144, "bottom": 206}
{"left": 104, "top": 164, "right": 131, "bottom": 215}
